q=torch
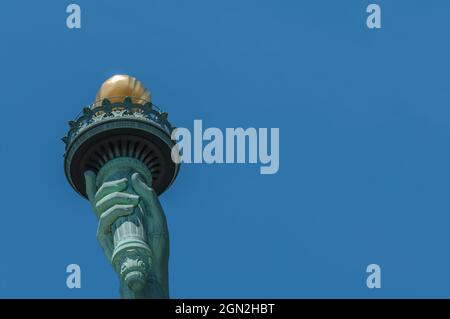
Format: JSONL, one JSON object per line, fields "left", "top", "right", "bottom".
{"left": 62, "top": 75, "right": 179, "bottom": 294}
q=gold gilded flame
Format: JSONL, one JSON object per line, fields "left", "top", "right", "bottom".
{"left": 95, "top": 75, "right": 151, "bottom": 105}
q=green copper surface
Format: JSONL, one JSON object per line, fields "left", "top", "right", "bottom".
{"left": 84, "top": 157, "right": 170, "bottom": 299}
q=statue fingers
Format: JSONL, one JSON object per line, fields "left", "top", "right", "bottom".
{"left": 95, "top": 192, "right": 139, "bottom": 215}
{"left": 95, "top": 178, "right": 128, "bottom": 203}
{"left": 98, "top": 204, "right": 135, "bottom": 236}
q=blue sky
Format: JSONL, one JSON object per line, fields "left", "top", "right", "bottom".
{"left": 1, "top": 0, "right": 450, "bottom": 298}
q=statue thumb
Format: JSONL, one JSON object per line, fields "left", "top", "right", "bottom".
{"left": 131, "top": 172, "right": 150, "bottom": 198}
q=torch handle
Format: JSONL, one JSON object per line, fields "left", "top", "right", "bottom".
{"left": 111, "top": 183, "right": 147, "bottom": 248}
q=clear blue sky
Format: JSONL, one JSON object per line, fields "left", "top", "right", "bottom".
{"left": 1, "top": 0, "right": 450, "bottom": 298}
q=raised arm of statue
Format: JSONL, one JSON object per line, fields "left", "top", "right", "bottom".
{"left": 84, "top": 168, "right": 169, "bottom": 299}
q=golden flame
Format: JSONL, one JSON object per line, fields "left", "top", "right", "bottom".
{"left": 95, "top": 75, "right": 151, "bottom": 105}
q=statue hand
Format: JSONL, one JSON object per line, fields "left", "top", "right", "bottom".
{"left": 84, "top": 170, "right": 170, "bottom": 298}
{"left": 84, "top": 170, "right": 139, "bottom": 261}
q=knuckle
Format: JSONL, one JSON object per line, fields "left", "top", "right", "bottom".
{"left": 109, "top": 204, "right": 133, "bottom": 217}
{"left": 110, "top": 204, "right": 126, "bottom": 213}
{"left": 95, "top": 201, "right": 103, "bottom": 211}
{"left": 96, "top": 192, "right": 138, "bottom": 212}
{"left": 110, "top": 191, "right": 121, "bottom": 198}
{"left": 108, "top": 191, "right": 126, "bottom": 202}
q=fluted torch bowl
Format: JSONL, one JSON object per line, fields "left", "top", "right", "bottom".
{"left": 63, "top": 96, "right": 179, "bottom": 198}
